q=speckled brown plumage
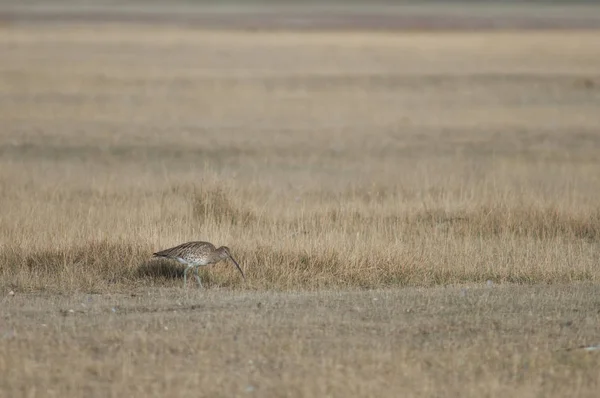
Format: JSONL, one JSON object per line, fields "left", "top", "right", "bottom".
{"left": 153, "top": 241, "right": 245, "bottom": 288}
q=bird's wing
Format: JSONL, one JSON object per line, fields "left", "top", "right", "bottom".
{"left": 153, "top": 241, "right": 211, "bottom": 258}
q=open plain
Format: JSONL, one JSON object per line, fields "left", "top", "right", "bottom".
{"left": 1, "top": 5, "right": 600, "bottom": 397}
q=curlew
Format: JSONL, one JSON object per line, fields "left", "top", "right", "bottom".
{"left": 152, "top": 241, "right": 245, "bottom": 288}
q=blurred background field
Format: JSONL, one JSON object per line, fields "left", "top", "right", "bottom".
{"left": 1, "top": 23, "right": 599, "bottom": 292}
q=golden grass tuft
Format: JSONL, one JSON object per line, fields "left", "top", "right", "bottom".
{"left": 1, "top": 241, "right": 145, "bottom": 292}
{"left": 191, "top": 185, "right": 256, "bottom": 227}
{"left": 409, "top": 205, "right": 600, "bottom": 240}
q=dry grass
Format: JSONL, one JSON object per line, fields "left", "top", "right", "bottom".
{"left": 1, "top": 27, "right": 599, "bottom": 293}
{"left": 0, "top": 23, "right": 600, "bottom": 397}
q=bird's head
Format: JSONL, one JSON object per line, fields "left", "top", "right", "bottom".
{"left": 218, "top": 246, "right": 232, "bottom": 259}
{"left": 217, "top": 246, "right": 245, "bottom": 280}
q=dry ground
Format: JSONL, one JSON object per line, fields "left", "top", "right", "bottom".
{"left": 2, "top": 286, "right": 600, "bottom": 397}
{"left": 0, "top": 21, "right": 600, "bottom": 396}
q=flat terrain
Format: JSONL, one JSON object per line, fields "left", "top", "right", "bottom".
{"left": 2, "top": 286, "right": 600, "bottom": 397}
{"left": 0, "top": 12, "right": 600, "bottom": 397}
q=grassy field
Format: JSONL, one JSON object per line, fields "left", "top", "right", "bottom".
{"left": 1, "top": 24, "right": 600, "bottom": 396}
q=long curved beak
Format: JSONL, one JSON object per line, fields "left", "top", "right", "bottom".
{"left": 228, "top": 254, "right": 246, "bottom": 280}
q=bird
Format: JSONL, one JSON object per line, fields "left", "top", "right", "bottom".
{"left": 152, "top": 241, "right": 245, "bottom": 288}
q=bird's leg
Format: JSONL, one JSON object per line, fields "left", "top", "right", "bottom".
{"left": 194, "top": 266, "right": 203, "bottom": 288}
{"left": 183, "top": 266, "right": 192, "bottom": 288}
